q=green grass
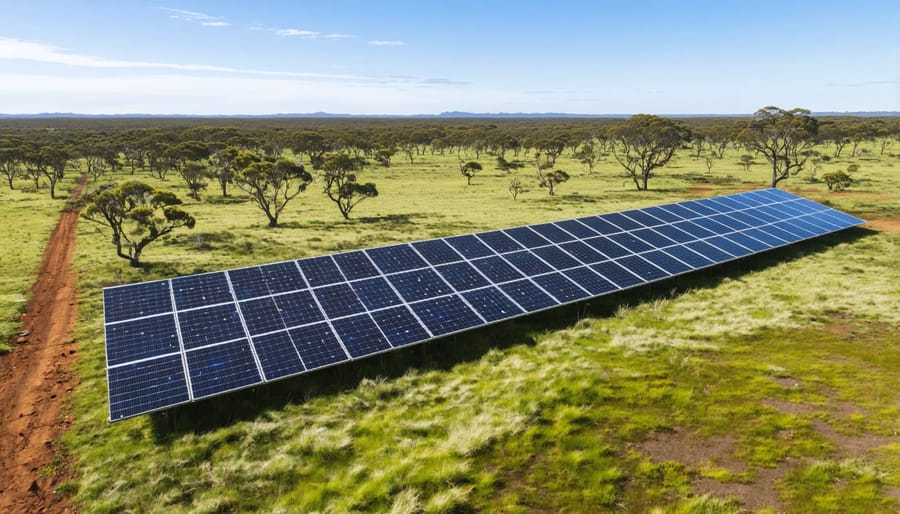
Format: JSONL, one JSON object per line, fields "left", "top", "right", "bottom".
{"left": 53, "top": 142, "right": 900, "bottom": 512}
{"left": 0, "top": 173, "right": 81, "bottom": 352}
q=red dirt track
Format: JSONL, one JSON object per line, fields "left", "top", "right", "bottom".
{"left": 0, "top": 183, "right": 83, "bottom": 513}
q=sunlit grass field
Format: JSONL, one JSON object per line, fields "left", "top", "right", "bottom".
{"left": 7, "top": 141, "right": 900, "bottom": 512}
{"left": 0, "top": 174, "right": 81, "bottom": 352}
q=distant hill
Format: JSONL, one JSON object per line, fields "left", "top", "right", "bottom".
{"left": 0, "top": 111, "right": 897, "bottom": 119}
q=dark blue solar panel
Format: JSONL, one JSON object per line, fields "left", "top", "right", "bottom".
{"left": 672, "top": 220, "right": 717, "bottom": 239}
{"left": 691, "top": 217, "right": 734, "bottom": 235}
{"left": 601, "top": 212, "right": 642, "bottom": 231}
{"left": 681, "top": 200, "right": 719, "bottom": 216}
{"left": 658, "top": 203, "right": 702, "bottom": 220}
{"left": 274, "top": 290, "right": 323, "bottom": 328}
{"left": 108, "top": 354, "right": 189, "bottom": 420}
{"left": 351, "top": 277, "right": 403, "bottom": 310}
{"left": 239, "top": 297, "right": 286, "bottom": 335}
{"left": 172, "top": 273, "right": 232, "bottom": 310}
{"left": 532, "top": 273, "right": 589, "bottom": 303}
{"left": 617, "top": 255, "right": 670, "bottom": 281}
{"left": 314, "top": 283, "right": 366, "bottom": 318}
{"left": 724, "top": 232, "right": 770, "bottom": 252}
{"left": 186, "top": 339, "right": 262, "bottom": 398}
{"left": 709, "top": 196, "right": 747, "bottom": 211}
{"left": 389, "top": 269, "right": 454, "bottom": 302}
{"left": 478, "top": 230, "right": 523, "bottom": 253}
{"left": 706, "top": 236, "right": 752, "bottom": 257}
{"left": 289, "top": 323, "right": 348, "bottom": 369}
{"left": 261, "top": 262, "right": 307, "bottom": 294}
{"left": 504, "top": 250, "right": 554, "bottom": 275}
{"left": 742, "top": 228, "right": 787, "bottom": 247}
{"left": 105, "top": 188, "right": 864, "bottom": 420}
{"left": 709, "top": 214, "right": 752, "bottom": 231}
{"left": 663, "top": 245, "right": 715, "bottom": 268}
{"left": 555, "top": 219, "right": 599, "bottom": 238}
{"left": 563, "top": 267, "right": 618, "bottom": 295}
{"left": 504, "top": 227, "right": 551, "bottom": 248}
{"left": 462, "top": 287, "right": 524, "bottom": 322}
{"left": 584, "top": 236, "right": 631, "bottom": 259}
{"left": 331, "top": 314, "right": 392, "bottom": 357}
{"left": 727, "top": 210, "right": 767, "bottom": 227}
{"left": 333, "top": 251, "right": 380, "bottom": 281}
{"left": 367, "top": 244, "right": 427, "bottom": 274}
{"left": 251, "top": 331, "right": 305, "bottom": 380}
{"left": 530, "top": 223, "right": 576, "bottom": 243}
{"left": 445, "top": 234, "right": 494, "bottom": 259}
{"left": 228, "top": 267, "right": 269, "bottom": 300}
{"left": 412, "top": 239, "right": 463, "bottom": 265}
{"left": 695, "top": 198, "right": 733, "bottom": 213}
{"left": 533, "top": 246, "right": 581, "bottom": 270}
{"left": 631, "top": 228, "right": 676, "bottom": 248}
{"left": 559, "top": 241, "right": 607, "bottom": 264}
{"left": 435, "top": 262, "right": 490, "bottom": 291}
{"left": 104, "top": 281, "right": 172, "bottom": 322}
{"left": 640, "top": 250, "right": 692, "bottom": 275}
{"left": 470, "top": 256, "right": 523, "bottom": 283}
{"left": 642, "top": 205, "right": 683, "bottom": 223}
{"left": 371, "top": 306, "right": 430, "bottom": 347}
{"left": 591, "top": 261, "right": 643, "bottom": 288}
{"left": 106, "top": 314, "right": 179, "bottom": 366}
{"left": 621, "top": 209, "right": 664, "bottom": 227}
{"left": 178, "top": 304, "right": 246, "bottom": 350}
{"left": 608, "top": 233, "right": 654, "bottom": 253}
{"left": 411, "top": 296, "right": 483, "bottom": 336}
{"left": 685, "top": 240, "right": 733, "bottom": 262}
{"left": 756, "top": 224, "right": 800, "bottom": 243}
{"left": 499, "top": 279, "right": 558, "bottom": 311}
{"left": 577, "top": 216, "right": 622, "bottom": 235}
{"left": 298, "top": 256, "right": 345, "bottom": 287}
{"left": 653, "top": 224, "right": 697, "bottom": 244}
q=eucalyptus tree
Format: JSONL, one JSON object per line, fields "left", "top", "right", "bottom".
{"left": 233, "top": 156, "right": 312, "bottom": 227}
{"left": 321, "top": 152, "right": 378, "bottom": 220}
{"left": 609, "top": 114, "right": 691, "bottom": 191}
{"left": 739, "top": 107, "right": 818, "bottom": 188}
{"left": 81, "top": 181, "right": 195, "bottom": 266}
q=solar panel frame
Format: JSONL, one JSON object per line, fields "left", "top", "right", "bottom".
{"left": 104, "top": 189, "right": 864, "bottom": 420}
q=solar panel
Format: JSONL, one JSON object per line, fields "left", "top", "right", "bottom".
{"left": 103, "top": 189, "right": 864, "bottom": 420}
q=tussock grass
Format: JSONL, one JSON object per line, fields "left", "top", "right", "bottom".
{"left": 52, "top": 142, "right": 900, "bottom": 511}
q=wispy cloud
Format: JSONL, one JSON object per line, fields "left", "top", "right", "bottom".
{"left": 0, "top": 37, "right": 372, "bottom": 81}
{"left": 421, "top": 78, "right": 469, "bottom": 86}
{"left": 158, "top": 7, "right": 231, "bottom": 27}
{"left": 368, "top": 40, "right": 406, "bottom": 46}
{"left": 269, "top": 27, "right": 356, "bottom": 40}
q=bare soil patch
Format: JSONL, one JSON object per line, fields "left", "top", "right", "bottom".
{"left": 635, "top": 428, "right": 744, "bottom": 473}
{"left": 864, "top": 217, "right": 900, "bottom": 234}
{"left": 0, "top": 180, "right": 84, "bottom": 514}
{"left": 811, "top": 418, "right": 896, "bottom": 457}
{"left": 761, "top": 399, "right": 819, "bottom": 416}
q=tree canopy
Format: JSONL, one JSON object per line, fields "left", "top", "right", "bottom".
{"left": 321, "top": 152, "right": 378, "bottom": 220}
{"left": 609, "top": 114, "right": 691, "bottom": 191}
{"left": 81, "top": 181, "right": 195, "bottom": 266}
{"left": 233, "top": 156, "right": 313, "bottom": 227}
{"left": 739, "top": 106, "right": 819, "bottom": 188}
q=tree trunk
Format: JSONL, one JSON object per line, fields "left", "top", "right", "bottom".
{"left": 267, "top": 215, "right": 278, "bottom": 227}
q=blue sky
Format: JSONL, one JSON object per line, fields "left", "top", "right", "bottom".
{"left": 0, "top": 0, "right": 897, "bottom": 114}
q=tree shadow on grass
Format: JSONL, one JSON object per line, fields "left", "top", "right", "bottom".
{"left": 149, "top": 226, "right": 875, "bottom": 440}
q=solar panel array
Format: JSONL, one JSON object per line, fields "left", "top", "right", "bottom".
{"left": 103, "top": 188, "right": 863, "bottom": 420}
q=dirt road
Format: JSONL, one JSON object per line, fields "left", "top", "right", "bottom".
{"left": 0, "top": 183, "right": 84, "bottom": 513}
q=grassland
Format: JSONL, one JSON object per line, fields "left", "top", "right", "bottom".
{"left": 0, "top": 174, "right": 82, "bottom": 352}
{"left": 28, "top": 140, "right": 900, "bottom": 511}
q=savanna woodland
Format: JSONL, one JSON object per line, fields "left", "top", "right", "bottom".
{"left": 1, "top": 109, "right": 899, "bottom": 513}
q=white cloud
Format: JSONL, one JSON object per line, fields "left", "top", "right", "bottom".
{"left": 158, "top": 7, "right": 229, "bottom": 27}
{"left": 275, "top": 28, "right": 320, "bottom": 38}
{"left": 0, "top": 37, "right": 373, "bottom": 81}
{"left": 368, "top": 40, "right": 406, "bottom": 46}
